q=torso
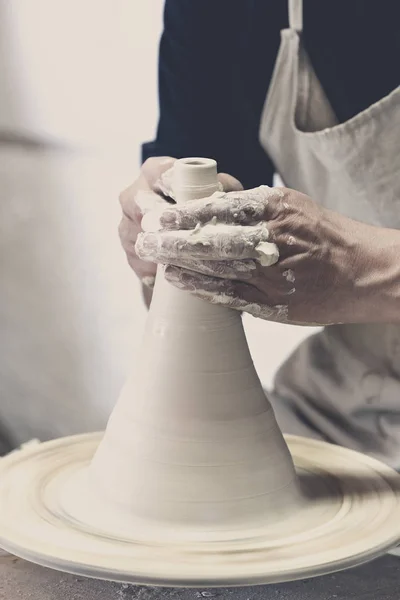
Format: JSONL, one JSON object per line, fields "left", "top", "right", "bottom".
{"left": 258, "top": 0, "right": 400, "bottom": 468}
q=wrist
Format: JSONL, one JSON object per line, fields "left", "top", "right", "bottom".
{"left": 355, "top": 224, "right": 400, "bottom": 323}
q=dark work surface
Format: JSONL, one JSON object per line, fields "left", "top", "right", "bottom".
{"left": 1, "top": 551, "right": 400, "bottom": 600}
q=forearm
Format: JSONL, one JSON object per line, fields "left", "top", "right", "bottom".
{"left": 363, "top": 225, "right": 400, "bottom": 323}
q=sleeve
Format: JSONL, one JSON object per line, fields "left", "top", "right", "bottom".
{"left": 142, "top": 0, "right": 284, "bottom": 189}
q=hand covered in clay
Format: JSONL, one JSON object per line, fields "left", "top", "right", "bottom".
{"left": 136, "top": 186, "right": 377, "bottom": 325}
{"left": 119, "top": 157, "right": 243, "bottom": 304}
{"left": 118, "top": 157, "right": 176, "bottom": 299}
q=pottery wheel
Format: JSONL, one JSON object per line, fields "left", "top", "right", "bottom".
{"left": 0, "top": 432, "right": 399, "bottom": 587}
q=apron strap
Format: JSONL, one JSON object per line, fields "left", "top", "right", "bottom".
{"left": 289, "top": 0, "right": 303, "bottom": 32}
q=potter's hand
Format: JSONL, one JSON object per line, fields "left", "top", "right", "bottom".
{"left": 136, "top": 186, "right": 375, "bottom": 325}
{"left": 119, "top": 156, "right": 177, "bottom": 297}
{"left": 119, "top": 157, "right": 243, "bottom": 304}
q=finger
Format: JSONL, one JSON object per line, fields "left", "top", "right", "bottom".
{"left": 124, "top": 246, "right": 157, "bottom": 283}
{"left": 141, "top": 274, "right": 156, "bottom": 289}
{"left": 164, "top": 265, "right": 288, "bottom": 321}
{"left": 136, "top": 223, "right": 279, "bottom": 265}
{"left": 217, "top": 172, "right": 243, "bottom": 193}
{"left": 142, "top": 156, "right": 177, "bottom": 188}
{"left": 128, "top": 257, "right": 157, "bottom": 283}
{"left": 119, "top": 183, "right": 144, "bottom": 222}
{"left": 135, "top": 189, "right": 166, "bottom": 216}
{"left": 120, "top": 166, "right": 175, "bottom": 226}
{"left": 124, "top": 248, "right": 157, "bottom": 282}
{"left": 120, "top": 157, "right": 176, "bottom": 218}
{"left": 143, "top": 157, "right": 177, "bottom": 203}
{"left": 160, "top": 186, "right": 282, "bottom": 230}
{"left": 164, "top": 265, "right": 254, "bottom": 305}
{"left": 137, "top": 189, "right": 172, "bottom": 232}
{"left": 162, "top": 257, "right": 257, "bottom": 280}
{"left": 144, "top": 174, "right": 242, "bottom": 231}
{"left": 118, "top": 215, "right": 138, "bottom": 250}
{"left": 118, "top": 216, "right": 157, "bottom": 281}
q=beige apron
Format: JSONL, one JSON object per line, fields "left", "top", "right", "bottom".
{"left": 260, "top": 0, "right": 400, "bottom": 468}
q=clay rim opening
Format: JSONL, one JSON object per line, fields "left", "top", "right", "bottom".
{"left": 179, "top": 157, "right": 216, "bottom": 168}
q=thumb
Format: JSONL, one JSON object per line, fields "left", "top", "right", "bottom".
{"left": 141, "top": 156, "right": 177, "bottom": 189}
{"left": 218, "top": 172, "right": 243, "bottom": 192}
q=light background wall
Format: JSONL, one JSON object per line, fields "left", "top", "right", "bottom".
{"left": 0, "top": 1, "right": 315, "bottom": 443}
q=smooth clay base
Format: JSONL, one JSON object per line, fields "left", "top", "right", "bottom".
{"left": 0, "top": 432, "right": 400, "bottom": 587}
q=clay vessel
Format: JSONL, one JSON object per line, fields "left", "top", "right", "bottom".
{"left": 88, "top": 158, "right": 301, "bottom": 536}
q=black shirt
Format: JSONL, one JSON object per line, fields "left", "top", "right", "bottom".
{"left": 142, "top": 1, "right": 399, "bottom": 189}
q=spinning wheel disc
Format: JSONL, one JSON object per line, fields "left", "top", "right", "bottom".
{"left": 0, "top": 432, "right": 399, "bottom": 587}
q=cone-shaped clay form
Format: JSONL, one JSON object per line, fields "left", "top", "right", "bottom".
{"left": 87, "top": 158, "right": 301, "bottom": 536}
